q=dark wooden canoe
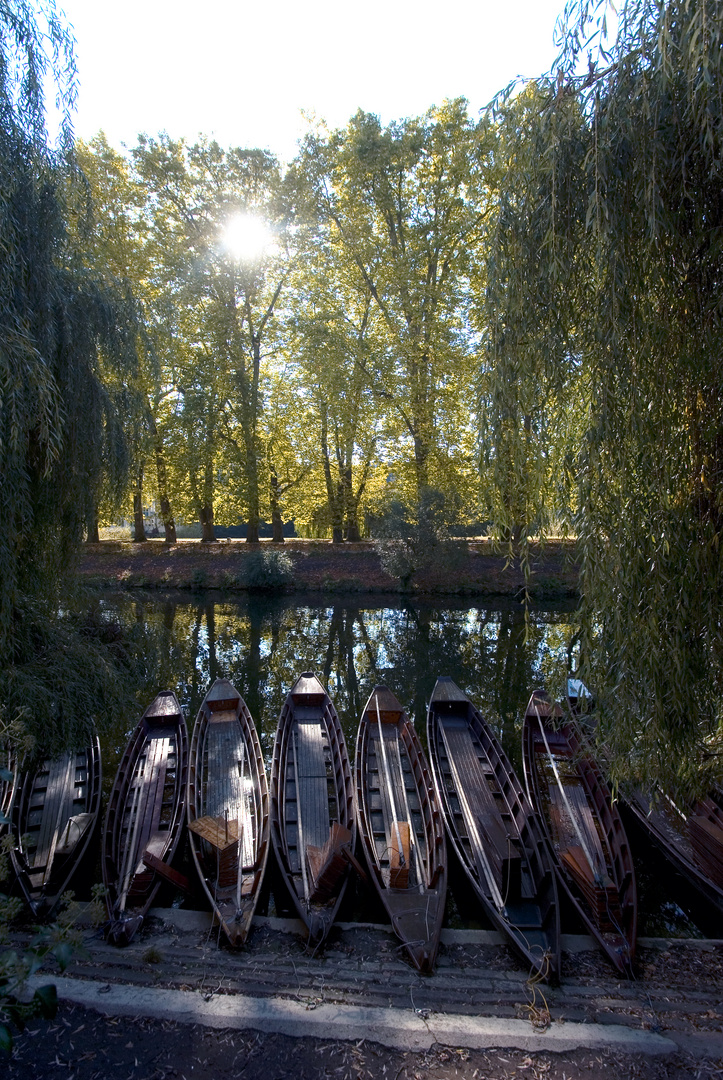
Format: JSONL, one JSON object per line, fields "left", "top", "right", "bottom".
{"left": 10, "top": 737, "right": 101, "bottom": 917}
{"left": 356, "top": 685, "right": 447, "bottom": 973}
{"left": 270, "top": 673, "right": 355, "bottom": 946}
{"left": 188, "top": 678, "right": 270, "bottom": 946}
{"left": 427, "top": 677, "right": 560, "bottom": 982}
{"left": 103, "top": 690, "right": 188, "bottom": 945}
{"left": 523, "top": 690, "right": 637, "bottom": 975}
{"left": 628, "top": 787, "right": 723, "bottom": 914}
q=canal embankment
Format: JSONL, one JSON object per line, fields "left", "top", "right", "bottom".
{"left": 78, "top": 539, "right": 579, "bottom": 598}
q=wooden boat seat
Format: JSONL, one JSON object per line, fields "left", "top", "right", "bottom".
{"left": 389, "top": 820, "right": 411, "bottom": 888}
{"left": 206, "top": 680, "right": 241, "bottom": 712}
{"left": 440, "top": 719, "right": 521, "bottom": 901}
{"left": 145, "top": 692, "right": 182, "bottom": 725}
{"left": 55, "top": 812, "right": 94, "bottom": 856}
{"left": 502, "top": 901, "right": 544, "bottom": 929}
{"left": 307, "top": 823, "right": 353, "bottom": 902}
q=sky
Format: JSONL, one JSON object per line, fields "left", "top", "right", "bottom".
{"left": 58, "top": 0, "right": 569, "bottom": 162}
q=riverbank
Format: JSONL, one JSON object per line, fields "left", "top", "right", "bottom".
{"left": 78, "top": 539, "right": 579, "bottom": 598}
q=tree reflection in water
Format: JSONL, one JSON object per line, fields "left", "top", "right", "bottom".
{"left": 105, "top": 592, "right": 578, "bottom": 768}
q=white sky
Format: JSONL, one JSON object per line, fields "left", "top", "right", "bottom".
{"left": 58, "top": 0, "right": 568, "bottom": 161}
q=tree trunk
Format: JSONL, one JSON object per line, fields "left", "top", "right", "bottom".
{"left": 199, "top": 503, "right": 217, "bottom": 542}
{"left": 150, "top": 410, "right": 176, "bottom": 543}
{"left": 86, "top": 506, "right": 100, "bottom": 544}
{"left": 245, "top": 333, "right": 262, "bottom": 544}
{"left": 320, "top": 403, "right": 344, "bottom": 543}
{"left": 269, "top": 464, "right": 285, "bottom": 542}
{"left": 133, "top": 462, "right": 146, "bottom": 542}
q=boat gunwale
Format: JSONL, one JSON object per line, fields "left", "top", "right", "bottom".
{"left": 102, "top": 690, "right": 188, "bottom": 944}
{"left": 426, "top": 677, "right": 560, "bottom": 983}
{"left": 269, "top": 673, "right": 355, "bottom": 946}
{"left": 187, "top": 678, "right": 270, "bottom": 946}
{"left": 522, "top": 691, "right": 637, "bottom": 975}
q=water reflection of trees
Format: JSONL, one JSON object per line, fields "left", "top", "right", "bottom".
{"left": 102, "top": 593, "right": 577, "bottom": 764}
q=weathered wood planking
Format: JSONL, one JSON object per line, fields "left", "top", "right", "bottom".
{"left": 187, "top": 679, "right": 269, "bottom": 947}
{"left": 427, "top": 677, "right": 559, "bottom": 983}
{"left": 356, "top": 685, "right": 447, "bottom": 974}
{"left": 270, "top": 672, "right": 355, "bottom": 947}
{"left": 103, "top": 690, "right": 187, "bottom": 945}
{"left": 440, "top": 719, "right": 522, "bottom": 901}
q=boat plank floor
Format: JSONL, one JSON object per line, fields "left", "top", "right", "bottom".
{"left": 32, "top": 756, "right": 73, "bottom": 871}
{"left": 440, "top": 719, "right": 519, "bottom": 889}
{"left": 294, "top": 720, "right": 329, "bottom": 852}
{"left": 549, "top": 782, "right": 607, "bottom": 872}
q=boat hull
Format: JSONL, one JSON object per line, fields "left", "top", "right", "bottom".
{"left": 523, "top": 691, "right": 637, "bottom": 975}
{"left": 356, "top": 685, "right": 447, "bottom": 973}
{"left": 10, "top": 738, "right": 102, "bottom": 917}
{"left": 188, "top": 678, "right": 269, "bottom": 946}
{"left": 428, "top": 677, "right": 559, "bottom": 983}
{"left": 270, "top": 673, "right": 355, "bottom": 946}
{"left": 102, "top": 690, "right": 188, "bottom": 945}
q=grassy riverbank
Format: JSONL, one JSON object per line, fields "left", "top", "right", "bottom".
{"left": 78, "top": 538, "right": 578, "bottom": 599}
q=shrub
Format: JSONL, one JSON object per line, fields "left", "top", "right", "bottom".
{"left": 242, "top": 551, "right": 294, "bottom": 591}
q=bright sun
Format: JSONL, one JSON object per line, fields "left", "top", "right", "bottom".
{"left": 222, "top": 213, "right": 272, "bottom": 262}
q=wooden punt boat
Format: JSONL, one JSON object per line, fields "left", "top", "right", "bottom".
{"left": 270, "top": 673, "right": 356, "bottom": 946}
{"left": 427, "top": 677, "right": 560, "bottom": 982}
{"left": 355, "top": 685, "right": 447, "bottom": 973}
{"left": 627, "top": 787, "right": 723, "bottom": 915}
{"left": 187, "top": 678, "right": 270, "bottom": 946}
{"left": 523, "top": 691, "right": 637, "bottom": 975}
{"left": 10, "top": 737, "right": 101, "bottom": 916}
{"left": 103, "top": 691, "right": 188, "bottom": 945}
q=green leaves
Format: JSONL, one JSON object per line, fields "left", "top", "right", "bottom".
{"left": 478, "top": 0, "right": 723, "bottom": 797}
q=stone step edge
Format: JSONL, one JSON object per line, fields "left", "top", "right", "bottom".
{"left": 145, "top": 908, "right": 723, "bottom": 952}
{"left": 28, "top": 975, "right": 677, "bottom": 1057}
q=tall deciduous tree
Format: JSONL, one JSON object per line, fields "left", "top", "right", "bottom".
{"left": 296, "top": 101, "right": 485, "bottom": 510}
{"left": 75, "top": 133, "right": 178, "bottom": 542}
{"left": 132, "top": 135, "right": 291, "bottom": 542}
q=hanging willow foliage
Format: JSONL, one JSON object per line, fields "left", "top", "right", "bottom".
{"left": 481, "top": 0, "right": 723, "bottom": 795}
{"left": 0, "top": 2, "right": 138, "bottom": 746}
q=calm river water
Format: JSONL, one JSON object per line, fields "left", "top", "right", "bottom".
{"left": 95, "top": 590, "right": 717, "bottom": 938}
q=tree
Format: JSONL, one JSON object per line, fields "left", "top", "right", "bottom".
{"left": 0, "top": 0, "right": 140, "bottom": 775}
{"left": 75, "top": 134, "right": 178, "bottom": 542}
{"left": 296, "top": 101, "right": 485, "bottom": 511}
{"left": 480, "top": 0, "right": 723, "bottom": 793}
{"left": 132, "top": 135, "right": 291, "bottom": 542}
{"left": 285, "top": 232, "right": 384, "bottom": 542}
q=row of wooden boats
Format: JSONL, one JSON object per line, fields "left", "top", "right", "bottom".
{"left": 4, "top": 677, "right": 722, "bottom": 982}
